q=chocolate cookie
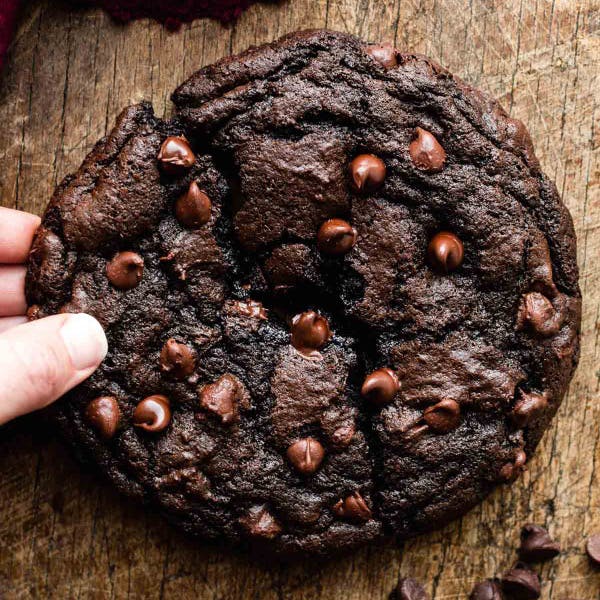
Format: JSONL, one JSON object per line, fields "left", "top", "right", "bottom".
{"left": 26, "top": 30, "right": 581, "bottom": 557}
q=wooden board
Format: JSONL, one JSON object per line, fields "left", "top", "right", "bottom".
{"left": 0, "top": 1, "right": 598, "bottom": 597}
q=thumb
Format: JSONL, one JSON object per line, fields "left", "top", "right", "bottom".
{"left": 0, "top": 313, "right": 107, "bottom": 425}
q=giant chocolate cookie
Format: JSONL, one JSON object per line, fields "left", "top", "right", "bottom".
{"left": 26, "top": 30, "right": 581, "bottom": 557}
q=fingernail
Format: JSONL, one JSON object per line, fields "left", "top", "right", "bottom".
{"left": 60, "top": 313, "right": 108, "bottom": 371}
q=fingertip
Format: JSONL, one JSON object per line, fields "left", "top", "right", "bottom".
{"left": 59, "top": 313, "right": 108, "bottom": 371}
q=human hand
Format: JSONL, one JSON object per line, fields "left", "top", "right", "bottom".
{"left": 0, "top": 207, "right": 107, "bottom": 425}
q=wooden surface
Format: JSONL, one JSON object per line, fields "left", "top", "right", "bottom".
{"left": 0, "top": 1, "right": 598, "bottom": 598}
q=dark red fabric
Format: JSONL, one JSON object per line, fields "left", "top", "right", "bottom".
{"left": 0, "top": 0, "right": 272, "bottom": 66}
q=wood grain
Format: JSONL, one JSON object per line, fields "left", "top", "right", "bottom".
{"left": 0, "top": 1, "right": 598, "bottom": 597}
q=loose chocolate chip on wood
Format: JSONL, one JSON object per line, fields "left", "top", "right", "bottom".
{"left": 586, "top": 533, "right": 600, "bottom": 565}
{"left": 158, "top": 135, "right": 195, "bottom": 175}
{"left": 333, "top": 491, "right": 372, "bottom": 522}
{"left": 511, "top": 391, "right": 548, "bottom": 428}
{"left": 290, "top": 311, "right": 332, "bottom": 356}
{"left": 106, "top": 251, "right": 144, "bottom": 290}
{"left": 85, "top": 396, "right": 120, "bottom": 440}
{"left": 175, "top": 181, "right": 212, "bottom": 228}
{"left": 519, "top": 523, "right": 560, "bottom": 562}
{"left": 133, "top": 395, "right": 171, "bottom": 433}
{"left": 396, "top": 578, "right": 430, "bottom": 600}
{"left": 427, "top": 232, "right": 464, "bottom": 273}
{"left": 409, "top": 127, "right": 446, "bottom": 172}
{"left": 286, "top": 437, "right": 325, "bottom": 474}
{"left": 423, "top": 398, "right": 461, "bottom": 433}
{"left": 159, "top": 338, "right": 196, "bottom": 379}
{"left": 239, "top": 505, "right": 282, "bottom": 539}
{"left": 317, "top": 218, "right": 357, "bottom": 255}
{"left": 469, "top": 580, "right": 502, "bottom": 600}
{"left": 349, "top": 153, "right": 386, "bottom": 192}
{"left": 361, "top": 368, "right": 400, "bottom": 406}
{"left": 501, "top": 564, "right": 541, "bottom": 599}
{"left": 500, "top": 449, "right": 527, "bottom": 482}
{"left": 364, "top": 43, "right": 398, "bottom": 68}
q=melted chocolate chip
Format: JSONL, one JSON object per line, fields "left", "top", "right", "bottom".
{"left": 469, "top": 580, "right": 502, "bottom": 600}
{"left": 159, "top": 338, "right": 196, "bottom": 379}
{"left": 361, "top": 368, "right": 400, "bottom": 406}
{"left": 427, "top": 231, "right": 464, "bottom": 273}
{"left": 27, "top": 304, "right": 42, "bottom": 321}
{"left": 396, "top": 578, "right": 430, "bottom": 600}
{"left": 423, "top": 399, "right": 461, "bottom": 433}
{"left": 409, "top": 127, "right": 446, "bottom": 172}
{"left": 157, "top": 136, "right": 195, "bottom": 175}
{"left": 175, "top": 181, "right": 212, "bottom": 228}
{"left": 239, "top": 505, "right": 282, "bottom": 539}
{"left": 290, "top": 311, "right": 332, "bottom": 356}
{"left": 512, "top": 391, "right": 548, "bottom": 428}
{"left": 500, "top": 449, "right": 527, "bottom": 482}
{"left": 349, "top": 153, "right": 386, "bottom": 193}
{"left": 331, "top": 423, "right": 355, "bottom": 447}
{"left": 519, "top": 524, "right": 560, "bottom": 562}
{"left": 500, "top": 564, "right": 541, "bottom": 599}
{"left": 232, "top": 299, "right": 267, "bottom": 319}
{"left": 333, "top": 491, "right": 372, "bottom": 522}
{"left": 317, "top": 218, "right": 357, "bottom": 255}
{"left": 132, "top": 395, "right": 171, "bottom": 433}
{"left": 85, "top": 396, "right": 120, "bottom": 440}
{"left": 286, "top": 437, "right": 325, "bottom": 474}
{"left": 517, "top": 292, "right": 563, "bottom": 336}
{"left": 586, "top": 533, "right": 600, "bottom": 565}
{"left": 198, "top": 374, "right": 242, "bottom": 425}
{"left": 364, "top": 43, "right": 398, "bottom": 68}
{"left": 106, "top": 251, "right": 144, "bottom": 290}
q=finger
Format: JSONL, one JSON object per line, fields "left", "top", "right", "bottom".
{"left": 0, "top": 207, "right": 41, "bottom": 264}
{"left": 0, "top": 265, "right": 27, "bottom": 316}
{"left": 0, "top": 315, "right": 27, "bottom": 333}
{"left": 0, "top": 313, "right": 108, "bottom": 425}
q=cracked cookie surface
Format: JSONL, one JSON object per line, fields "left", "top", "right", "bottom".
{"left": 26, "top": 29, "right": 581, "bottom": 557}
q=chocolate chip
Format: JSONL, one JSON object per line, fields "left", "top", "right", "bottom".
{"left": 586, "top": 533, "right": 600, "bottom": 565}
{"left": 331, "top": 423, "right": 355, "bottom": 447}
{"left": 239, "top": 505, "right": 282, "bottom": 539}
{"left": 27, "top": 304, "right": 42, "bottom": 321}
{"left": 519, "top": 523, "right": 560, "bottom": 562}
{"left": 286, "top": 437, "right": 325, "bottom": 474}
{"left": 232, "top": 299, "right": 267, "bottom": 319}
{"left": 501, "top": 564, "right": 541, "bottom": 599}
{"left": 516, "top": 292, "right": 562, "bottom": 336}
{"left": 317, "top": 218, "right": 357, "bottom": 255}
{"left": 469, "top": 580, "right": 502, "bottom": 600}
{"left": 396, "top": 578, "right": 430, "bottom": 600}
{"left": 409, "top": 127, "right": 446, "bottom": 172}
{"left": 364, "top": 43, "right": 397, "bottom": 68}
{"left": 132, "top": 395, "right": 171, "bottom": 433}
{"left": 423, "top": 399, "right": 461, "bottom": 433}
{"left": 198, "top": 374, "right": 243, "bottom": 425}
{"left": 349, "top": 153, "right": 386, "bottom": 193}
{"left": 512, "top": 390, "right": 548, "bottom": 428}
{"left": 333, "top": 491, "right": 372, "bottom": 522}
{"left": 106, "top": 251, "right": 144, "bottom": 290}
{"left": 500, "top": 449, "right": 527, "bottom": 482}
{"left": 175, "top": 181, "right": 212, "bottom": 228}
{"left": 159, "top": 338, "right": 196, "bottom": 379}
{"left": 290, "top": 311, "right": 332, "bottom": 356}
{"left": 157, "top": 135, "right": 195, "bottom": 175}
{"left": 427, "top": 231, "right": 464, "bottom": 273}
{"left": 85, "top": 396, "right": 120, "bottom": 440}
{"left": 361, "top": 368, "right": 400, "bottom": 406}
